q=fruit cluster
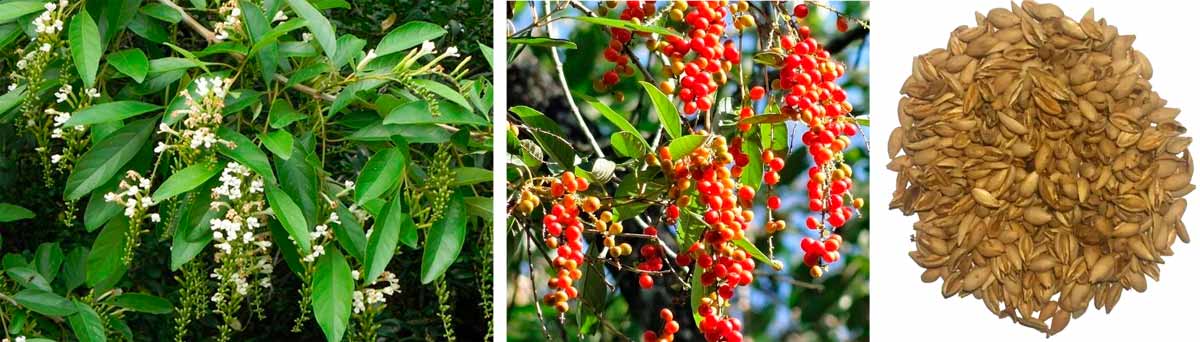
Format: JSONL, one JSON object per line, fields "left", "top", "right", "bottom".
{"left": 642, "top": 308, "right": 681, "bottom": 342}
{"left": 597, "top": 1, "right": 655, "bottom": 90}
{"left": 537, "top": 172, "right": 590, "bottom": 313}
{"left": 656, "top": 1, "right": 746, "bottom": 116}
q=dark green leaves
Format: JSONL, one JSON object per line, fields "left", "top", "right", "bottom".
{"left": 265, "top": 184, "right": 312, "bottom": 254}
{"left": 363, "top": 195, "right": 403, "bottom": 284}
{"left": 408, "top": 79, "right": 472, "bottom": 111}
{"left": 286, "top": 0, "right": 337, "bottom": 59}
{"left": 70, "top": 9, "right": 102, "bottom": 87}
{"left": 451, "top": 167, "right": 492, "bottom": 187}
{"left": 216, "top": 127, "right": 277, "bottom": 184}
{"left": 0, "top": 202, "right": 34, "bottom": 222}
{"left": 510, "top": 106, "right": 575, "bottom": 170}
{"left": 64, "top": 117, "right": 156, "bottom": 200}
{"left": 639, "top": 81, "right": 681, "bottom": 139}
{"left": 507, "top": 37, "right": 576, "bottom": 49}
{"left": 332, "top": 204, "right": 367, "bottom": 261}
{"left": 110, "top": 293, "right": 173, "bottom": 314}
{"left": 0, "top": 1, "right": 45, "bottom": 24}
{"left": 14, "top": 288, "right": 77, "bottom": 317}
{"left": 67, "top": 301, "right": 106, "bottom": 342}
{"left": 420, "top": 192, "right": 467, "bottom": 284}
{"left": 150, "top": 162, "right": 220, "bottom": 202}
{"left": 65, "top": 101, "right": 162, "bottom": 127}
{"left": 376, "top": 21, "right": 446, "bottom": 56}
{"left": 354, "top": 147, "right": 406, "bottom": 205}
{"left": 260, "top": 130, "right": 296, "bottom": 160}
{"left": 107, "top": 48, "right": 150, "bottom": 83}
{"left": 383, "top": 101, "right": 486, "bottom": 126}
{"left": 312, "top": 247, "right": 352, "bottom": 342}
{"left": 87, "top": 218, "right": 129, "bottom": 290}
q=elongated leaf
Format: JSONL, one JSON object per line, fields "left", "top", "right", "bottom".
{"left": 0, "top": 1, "right": 44, "bottom": 24}
{"left": 354, "top": 147, "right": 406, "bottom": 205}
{"left": 150, "top": 162, "right": 220, "bottom": 202}
{"left": 15, "top": 289, "right": 77, "bottom": 317}
{"left": 332, "top": 204, "right": 366, "bottom": 261}
{"left": 70, "top": 9, "right": 101, "bottom": 87}
{"left": 248, "top": 17, "right": 306, "bottom": 56}
{"left": 639, "top": 81, "right": 681, "bottom": 139}
{"left": 510, "top": 106, "right": 575, "bottom": 170}
{"left": 0, "top": 85, "right": 26, "bottom": 117}
{"left": 584, "top": 96, "right": 649, "bottom": 151}
{"left": 65, "top": 117, "right": 156, "bottom": 200}
{"left": 265, "top": 184, "right": 311, "bottom": 254}
{"left": 286, "top": 0, "right": 336, "bottom": 59}
{"left": 420, "top": 192, "right": 466, "bottom": 284}
{"left": 268, "top": 98, "right": 307, "bottom": 128}
{"left": 733, "top": 237, "right": 772, "bottom": 265}
{"left": 376, "top": 21, "right": 445, "bottom": 56}
{"left": 110, "top": 293, "right": 172, "bottom": 314}
{"left": 65, "top": 101, "right": 162, "bottom": 127}
{"left": 68, "top": 301, "right": 106, "bottom": 342}
{"left": 408, "top": 79, "right": 472, "bottom": 111}
{"left": 87, "top": 218, "right": 129, "bottom": 290}
{"left": 312, "top": 248, "right": 352, "bottom": 342}
{"left": 451, "top": 167, "right": 492, "bottom": 186}
{"left": 107, "top": 48, "right": 149, "bottom": 83}
{"left": 61, "top": 247, "right": 88, "bottom": 293}
{"left": 690, "top": 266, "right": 706, "bottom": 330}
{"left": 363, "top": 195, "right": 402, "bottom": 284}
{"left": 6, "top": 266, "right": 51, "bottom": 291}
{"left": 140, "top": 3, "right": 182, "bottom": 23}
{"left": 610, "top": 131, "right": 648, "bottom": 159}
{"left": 572, "top": 16, "right": 680, "bottom": 37}
{"left": 738, "top": 139, "right": 763, "bottom": 191}
{"left": 216, "top": 127, "right": 277, "bottom": 184}
{"left": 170, "top": 193, "right": 218, "bottom": 270}
{"left": 0, "top": 203, "right": 34, "bottom": 222}
{"left": 34, "top": 242, "right": 63, "bottom": 283}
{"left": 260, "top": 130, "right": 295, "bottom": 160}
{"left": 383, "top": 100, "right": 486, "bottom": 126}
{"left": 507, "top": 37, "right": 577, "bottom": 49}
{"left": 667, "top": 134, "right": 706, "bottom": 161}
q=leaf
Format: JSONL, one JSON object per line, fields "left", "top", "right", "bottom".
{"left": 408, "top": 79, "right": 472, "bottom": 112}
{"left": 150, "top": 162, "right": 220, "bottom": 203}
{"left": 14, "top": 289, "right": 77, "bottom": 317}
{"left": 332, "top": 204, "right": 367, "bottom": 261}
{"left": 260, "top": 130, "right": 295, "bottom": 160}
{"left": 140, "top": 3, "right": 182, "bottom": 23}
{"left": 354, "top": 147, "right": 406, "bottom": 205}
{"left": 733, "top": 237, "right": 772, "bottom": 265}
{"left": 65, "top": 101, "right": 162, "bottom": 127}
{"left": 510, "top": 106, "right": 575, "bottom": 170}
{"left": 738, "top": 139, "right": 763, "bottom": 191}
{"left": 0, "top": 203, "right": 34, "bottom": 222}
{"left": 420, "top": 192, "right": 467, "bottom": 284}
{"left": 737, "top": 113, "right": 788, "bottom": 125}
{"left": 376, "top": 21, "right": 445, "bottom": 56}
{"left": 34, "top": 242, "right": 63, "bottom": 283}
{"left": 70, "top": 9, "right": 102, "bottom": 87}
{"left": 667, "top": 134, "right": 707, "bottom": 161}
{"left": 286, "top": 0, "right": 337, "bottom": 59}
{"left": 451, "top": 167, "right": 492, "bottom": 186}
{"left": 383, "top": 100, "right": 486, "bottom": 126}
{"left": 312, "top": 247, "right": 353, "bottom": 342}
{"left": 107, "top": 48, "right": 150, "bottom": 83}
{"left": 610, "top": 131, "right": 648, "bottom": 158}
{"left": 363, "top": 195, "right": 402, "bottom": 284}
{"left": 572, "top": 16, "right": 680, "bottom": 37}
{"left": 478, "top": 42, "right": 493, "bottom": 70}
{"left": 67, "top": 301, "right": 106, "bottom": 342}
{"left": 583, "top": 95, "right": 643, "bottom": 143}
{"left": 61, "top": 247, "right": 88, "bottom": 293}
{"left": 0, "top": 1, "right": 44, "bottom": 24}
{"left": 507, "top": 37, "right": 577, "bottom": 49}
{"left": 268, "top": 99, "right": 307, "bottom": 128}
{"left": 247, "top": 17, "right": 307, "bottom": 56}
{"left": 170, "top": 193, "right": 218, "bottom": 270}
{"left": 0, "top": 85, "right": 26, "bottom": 117}
{"left": 639, "top": 81, "right": 681, "bottom": 139}
{"left": 64, "top": 117, "right": 156, "bottom": 200}
{"left": 690, "top": 266, "right": 706, "bottom": 330}
{"left": 265, "top": 184, "right": 312, "bottom": 254}
{"left": 87, "top": 218, "right": 129, "bottom": 290}
{"left": 6, "top": 266, "right": 51, "bottom": 291}
{"left": 856, "top": 116, "right": 869, "bottom": 127}
{"left": 216, "top": 127, "right": 277, "bottom": 184}
{"left": 110, "top": 293, "right": 172, "bottom": 314}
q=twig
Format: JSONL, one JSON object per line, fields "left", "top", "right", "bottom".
{"left": 542, "top": 1, "right": 605, "bottom": 159}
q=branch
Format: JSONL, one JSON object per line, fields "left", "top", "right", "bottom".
{"left": 823, "top": 25, "right": 868, "bottom": 56}
{"left": 541, "top": 1, "right": 605, "bottom": 158}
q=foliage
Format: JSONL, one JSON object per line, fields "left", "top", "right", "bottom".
{"left": 0, "top": 0, "right": 492, "bottom": 341}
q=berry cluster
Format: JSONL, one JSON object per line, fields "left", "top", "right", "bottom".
{"left": 538, "top": 172, "right": 590, "bottom": 313}
{"left": 642, "top": 308, "right": 681, "bottom": 342}
{"left": 597, "top": 1, "right": 655, "bottom": 90}
{"left": 656, "top": 1, "right": 744, "bottom": 116}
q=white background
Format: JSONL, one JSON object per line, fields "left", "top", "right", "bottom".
{"left": 870, "top": 1, "right": 1200, "bottom": 341}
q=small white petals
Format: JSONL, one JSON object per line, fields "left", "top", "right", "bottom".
{"left": 50, "top": 154, "right": 62, "bottom": 163}
{"left": 273, "top": 11, "right": 288, "bottom": 22}
{"left": 150, "top": 213, "right": 161, "bottom": 222}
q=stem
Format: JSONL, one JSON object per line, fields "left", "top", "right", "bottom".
{"left": 541, "top": 1, "right": 605, "bottom": 159}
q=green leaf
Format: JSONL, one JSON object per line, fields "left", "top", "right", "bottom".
{"left": 510, "top": 106, "right": 575, "bottom": 170}
{"left": 110, "top": 293, "right": 172, "bottom": 314}
{"left": 216, "top": 127, "right": 277, "bottom": 184}
{"left": 376, "top": 21, "right": 446, "bottom": 56}
{"left": 151, "top": 162, "right": 220, "bottom": 203}
{"left": 610, "top": 131, "right": 648, "bottom": 159}
{"left": 479, "top": 42, "right": 493, "bottom": 70}
{"left": 87, "top": 218, "right": 129, "bottom": 290}
{"left": 363, "top": 195, "right": 402, "bottom": 284}
{"left": 265, "top": 184, "right": 312, "bottom": 254}
{"left": 170, "top": 193, "right": 218, "bottom": 270}
{"left": 738, "top": 139, "right": 763, "bottom": 192}
{"left": 737, "top": 113, "right": 788, "bottom": 125}
{"left": 268, "top": 99, "right": 307, "bottom": 129}
{"left": 312, "top": 247, "right": 352, "bottom": 342}
{"left": 67, "top": 301, "right": 106, "bottom": 342}
{"left": 0, "top": 85, "right": 26, "bottom": 118}
{"left": 33, "top": 242, "right": 63, "bottom": 283}
{"left": 0, "top": 203, "right": 34, "bottom": 222}
{"left": 332, "top": 204, "right": 367, "bottom": 261}
{"left": 84, "top": 175, "right": 125, "bottom": 232}
{"left": 247, "top": 17, "right": 307, "bottom": 56}
{"left": 0, "top": 1, "right": 44, "bottom": 24}
{"left": 6, "top": 266, "right": 51, "bottom": 291}
{"left": 408, "top": 79, "right": 472, "bottom": 111}
{"left": 667, "top": 134, "right": 707, "bottom": 161}
{"left": 260, "top": 130, "right": 295, "bottom": 160}
{"left": 690, "top": 266, "right": 706, "bottom": 330}
{"left": 64, "top": 117, "right": 156, "bottom": 200}
{"left": 733, "top": 237, "right": 772, "bottom": 265}
{"left": 285, "top": 0, "right": 337, "bottom": 59}
{"left": 571, "top": 16, "right": 680, "bottom": 37}
{"left": 14, "top": 288, "right": 77, "bottom": 317}
{"left": 61, "top": 247, "right": 88, "bottom": 293}
{"left": 856, "top": 116, "right": 869, "bottom": 127}
{"left": 65, "top": 101, "right": 162, "bottom": 127}
{"left": 140, "top": 3, "right": 182, "bottom": 23}
{"left": 639, "top": 81, "right": 681, "bottom": 139}
{"left": 107, "top": 48, "right": 150, "bottom": 83}
{"left": 383, "top": 101, "right": 486, "bottom": 126}
{"left": 354, "top": 147, "right": 406, "bottom": 205}
{"left": 451, "top": 167, "right": 492, "bottom": 186}
{"left": 70, "top": 9, "right": 102, "bottom": 87}
{"left": 507, "top": 37, "right": 577, "bottom": 49}
{"left": 397, "top": 209, "right": 418, "bottom": 248}
{"left": 420, "top": 192, "right": 467, "bottom": 284}
{"left": 583, "top": 95, "right": 645, "bottom": 146}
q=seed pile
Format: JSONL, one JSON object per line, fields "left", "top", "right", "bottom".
{"left": 888, "top": 1, "right": 1192, "bottom": 336}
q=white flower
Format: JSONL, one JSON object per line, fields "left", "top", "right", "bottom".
{"left": 55, "top": 84, "right": 71, "bottom": 103}
{"left": 45, "top": 2, "right": 57, "bottom": 11}
{"left": 154, "top": 142, "right": 169, "bottom": 153}
{"left": 343, "top": 180, "right": 354, "bottom": 189}
{"left": 139, "top": 178, "right": 152, "bottom": 189}
{"left": 302, "top": 32, "right": 313, "bottom": 42}
{"left": 86, "top": 87, "right": 101, "bottom": 98}
{"left": 313, "top": 224, "right": 328, "bottom": 240}
{"left": 50, "top": 154, "right": 61, "bottom": 163}
{"left": 273, "top": 11, "right": 288, "bottom": 22}
{"left": 16, "top": 59, "right": 27, "bottom": 70}
{"left": 419, "top": 40, "right": 436, "bottom": 55}
{"left": 444, "top": 46, "right": 460, "bottom": 57}
{"left": 329, "top": 212, "right": 340, "bottom": 224}
{"left": 7, "top": 83, "right": 16, "bottom": 91}
{"left": 351, "top": 270, "right": 361, "bottom": 280}
{"left": 195, "top": 77, "right": 211, "bottom": 97}
{"left": 357, "top": 49, "right": 378, "bottom": 70}
{"left": 40, "top": 43, "right": 52, "bottom": 52}
{"left": 150, "top": 213, "right": 161, "bottom": 222}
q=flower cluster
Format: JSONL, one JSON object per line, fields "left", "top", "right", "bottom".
{"left": 301, "top": 212, "right": 341, "bottom": 263}
{"left": 12, "top": 1, "right": 67, "bottom": 76}
{"left": 104, "top": 171, "right": 159, "bottom": 264}
{"left": 158, "top": 76, "right": 234, "bottom": 164}
{"left": 1, "top": 336, "right": 26, "bottom": 342}
{"left": 351, "top": 271, "right": 401, "bottom": 314}
{"left": 207, "top": 162, "right": 273, "bottom": 342}
{"left": 213, "top": 1, "right": 242, "bottom": 41}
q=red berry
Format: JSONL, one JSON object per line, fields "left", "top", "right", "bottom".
{"left": 639, "top": 273, "right": 654, "bottom": 289}
{"left": 749, "top": 86, "right": 765, "bottom": 100}
{"left": 836, "top": 16, "right": 849, "bottom": 32}
{"left": 793, "top": 5, "right": 809, "bottom": 19}
{"left": 767, "top": 195, "right": 781, "bottom": 210}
